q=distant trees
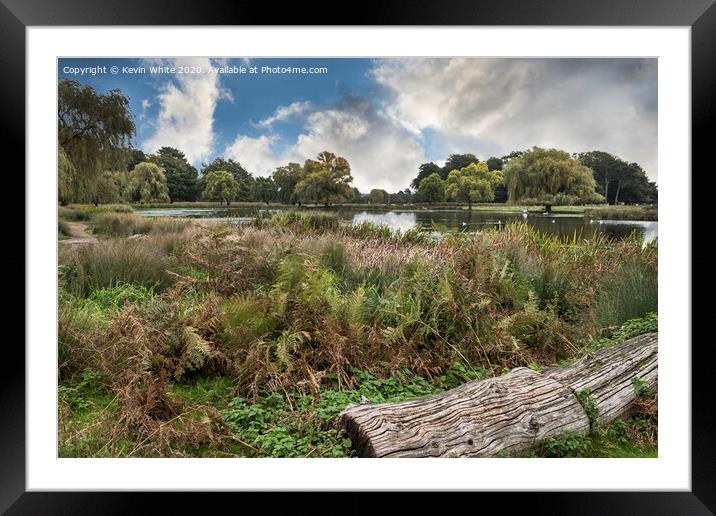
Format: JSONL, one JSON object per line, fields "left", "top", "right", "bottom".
{"left": 295, "top": 151, "right": 354, "bottom": 206}
{"left": 411, "top": 162, "right": 442, "bottom": 189}
{"left": 126, "top": 162, "right": 170, "bottom": 203}
{"left": 367, "top": 189, "right": 390, "bottom": 204}
{"left": 445, "top": 162, "right": 503, "bottom": 209}
{"left": 441, "top": 154, "right": 480, "bottom": 179}
{"left": 503, "top": 147, "right": 602, "bottom": 212}
{"left": 576, "top": 151, "right": 657, "bottom": 205}
{"left": 58, "top": 79, "right": 135, "bottom": 204}
{"left": 417, "top": 173, "right": 445, "bottom": 205}
{"left": 252, "top": 176, "right": 278, "bottom": 204}
{"left": 150, "top": 147, "right": 199, "bottom": 202}
{"left": 202, "top": 170, "right": 239, "bottom": 205}
{"left": 272, "top": 163, "right": 306, "bottom": 204}
{"left": 201, "top": 158, "right": 253, "bottom": 201}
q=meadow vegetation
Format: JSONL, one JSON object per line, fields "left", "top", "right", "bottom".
{"left": 58, "top": 208, "right": 658, "bottom": 457}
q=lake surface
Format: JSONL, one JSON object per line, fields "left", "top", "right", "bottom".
{"left": 135, "top": 206, "right": 657, "bottom": 244}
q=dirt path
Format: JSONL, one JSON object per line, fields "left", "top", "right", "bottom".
{"left": 60, "top": 221, "right": 98, "bottom": 245}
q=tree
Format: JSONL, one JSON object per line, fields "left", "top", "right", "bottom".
{"left": 417, "top": 173, "right": 445, "bottom": 205}
{"left": 296, "top": 151, "right": 354, "bottom": 206}
{"left": 58, "top": 145, "right": 77, "bottom": 205}
{"left": 94, "top": 171, "right": 122, "bottom": 204}
{"left": 441, "top": 154, "right": 480, "bottom": 179}
{"left": 150, "top": 147, "right": 199, "bottom": 202}
{"left": 391, "top": 189, "right": 415, "bottom": 204}
{"left": 503, "top": 147, "right": 602, "bottom": 212}
{"left": 272, "top": 162, "right": 306, "bottom": 204}
{"left": 576, "top": 151, "right": 657, "bottom": 204}
{"left": 58, "top": 79, "right": 135, "bottom": 203}
{"left": 126, "top": 148, "right": 147, "bottom": 171}
{"left": 127, "top": 162, "right": 170, "bottom": 203}
{"left": 203, "top": 170, "right": 240, "bottom": 205}
{"left": 486, "top": 157, "right": 504, "bottom": 171}
{"left": 367, "top": 189, "right": 390, "bottom": 204}
{"left": 410, "top": 162, "right": 442, "bottom": 189}
{"left": 445, "top": 162, "right": 502, "bottom": 209}
{"left": 202, "top": 158, "right": 253, "bottom": 201}
{"left": 252, "top": 176, "right": 278, "bottom": 204}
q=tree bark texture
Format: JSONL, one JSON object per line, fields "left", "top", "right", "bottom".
{"left": 337, "top": 333, "right": 657, "bottom": 457}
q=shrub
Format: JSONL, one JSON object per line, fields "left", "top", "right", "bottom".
{"left": 60, "top": 238, "right": 174, "bottom": 296}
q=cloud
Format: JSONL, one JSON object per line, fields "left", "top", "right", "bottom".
{"left": 292, "top": 98, "right": 425, "bottom": 191}
{"left": 255, "top": 101, "right": 312, "bottom": 129}
{"left": 142, "top": 57, "right": 225, "bottom": 164}
{"left": 372, "top": 58, "right": 658, "bottom": 180}
{"left": 225, "top": 96, "right": 426, "bottom": 191}
{"left": 224, "top": 134, "right": 283, "bottom": 177}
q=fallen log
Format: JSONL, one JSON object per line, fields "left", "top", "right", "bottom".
{"left": 337, "top": 332, "right": 657, "bottom": 457}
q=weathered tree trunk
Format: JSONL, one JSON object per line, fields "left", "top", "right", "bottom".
{"left": 544, "top": 332, "right": 657, "bottom": 426}
{"left": 337, "top": 333, "right": 657, "bottom": 457}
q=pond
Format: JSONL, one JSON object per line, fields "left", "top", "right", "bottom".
{"left": 135, "top": 206, "right": 658, "bottom": 245}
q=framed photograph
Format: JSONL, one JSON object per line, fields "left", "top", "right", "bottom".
{"left": 7, "top": 0, "right": 709, "bottom": 512}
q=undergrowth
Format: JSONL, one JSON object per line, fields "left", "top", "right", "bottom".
{"left": 58, "top": 211, "right": 658, "bottom": 457}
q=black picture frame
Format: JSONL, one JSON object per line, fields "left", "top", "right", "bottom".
{"left": 4, "top": 0, "right": 708, "bottom": 513}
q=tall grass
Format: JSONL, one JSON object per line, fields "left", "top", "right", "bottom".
{"left": 57, "top": 215, "right": 658, "bottom": 457}
{"left": 60, "top": 238, "right": 175, "bottom": 296}
{"left": 89, "top": 213, "right": 192, "bottom": 237}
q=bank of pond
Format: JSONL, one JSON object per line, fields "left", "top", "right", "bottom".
{"left": 133, "top": 204, "right": 657, "bottom": 245}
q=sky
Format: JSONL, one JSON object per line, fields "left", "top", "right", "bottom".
{"left": 58, "top": 57, "right": 658, "bottom": 192}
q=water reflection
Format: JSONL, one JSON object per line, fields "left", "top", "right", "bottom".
{"left": 135, "top": 206, "right": 657, "bottom": 245}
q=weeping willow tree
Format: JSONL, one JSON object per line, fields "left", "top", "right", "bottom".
{"left": 127, "top": 162, "right": 171, "bottom": 203}
{"left": 58, "top": 79, "right": 135, "bottom": 204}
{"left": 502, "top": 147, "right": 603, "bottom": 212}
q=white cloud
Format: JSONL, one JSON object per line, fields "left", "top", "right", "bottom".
{"left": 372, "top": 58, "right": 658, "bottom": 180}
{"left": 225, "top": 99, "right": 426, "bottom": 191}
{"left": 293, "top": 104, "right": 425, "bottom": 192}
{"left": 142, "top": 57, "right": 224, "bottom": 164}
{"left": 255, "top": 101, "right": 312, "bottom": 129}
{"left": 224, "top": 134, "right": 283, "bottom": 177}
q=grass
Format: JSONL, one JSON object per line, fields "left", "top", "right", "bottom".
{"left": 57, "top": 208, "right": 658, "bottom": 457}
{"left": 89, "top": 212, "right": 192, "bottom": 237}
{"left": 583, "top": 205, "right": 657, "bottom": 221}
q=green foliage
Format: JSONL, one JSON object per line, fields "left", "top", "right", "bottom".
{"left": 445, "top": 162, "right": 503, "bottom": 207}
{"left": 542, "top": 431, "right": 589, "bottom": 457}
{"left": 611, "top": 312, "right": 658, "bottom": 341}
{"left": 58, "top": 79, "right": 135, "bottom": 203}
{"left": 631, "top": 376, "right": 654, "bottom": 399}
{"left": 150, "top": 147, "right": 199, "bottom": 202}
{"left": 202, "top": 170, "right": 240, "bottom": 204}
{"left": 597, "top": 255, "right": 657, "bottom": 329}
{"left": 202, "top": 158, "right": 253, "bottom": 201}
{"left": 576, "top": 388, "right": 599, "bottom": 427}
{"left": 252, "top": 176, "right": 278, "bottom": 204}
{"left": 584, "top": 205, "right": 657, "bottom": 221}
{"left": 85, "top": 282, "right": 157, "bottom": 311}
{"left": 58, "top": 369, "right": 106, "bottom": 413}
{"left": 272, "top": 162, "right": 307, "bottom": 204}
{"left": 268, "top": 210, "right": 341, "bottom": 232}
{"left": 295, "top": 151, "right": 354, "bottom": 205}
{"left": 503, "top": 147, "right": 603, "bottom": 210}
{"left": 417, "top": 172, "right": 445, "bottom": 204}
{"left": 577, "top": 150, "right": 658, "bottom": 205}
{"left": 89, "top": 213, "right": 190, "bottom": 237}
{"left": 221, "top": 369, "right": 439, "bottom": 457}
{"left": 59, "top": 238, "right": 173, "bottom": 297}
{"left": 126, "top": 162, "right": 171, "bottom": 203}
{"left": 222, "top": 393, "right": 352, "bottom": 458}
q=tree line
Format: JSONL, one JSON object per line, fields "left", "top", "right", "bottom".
{"left": 410, "top": 149, "right": 658, "bottom": 209}
{"left": 58, "top": 78, "right": 657, "bottom": 209}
